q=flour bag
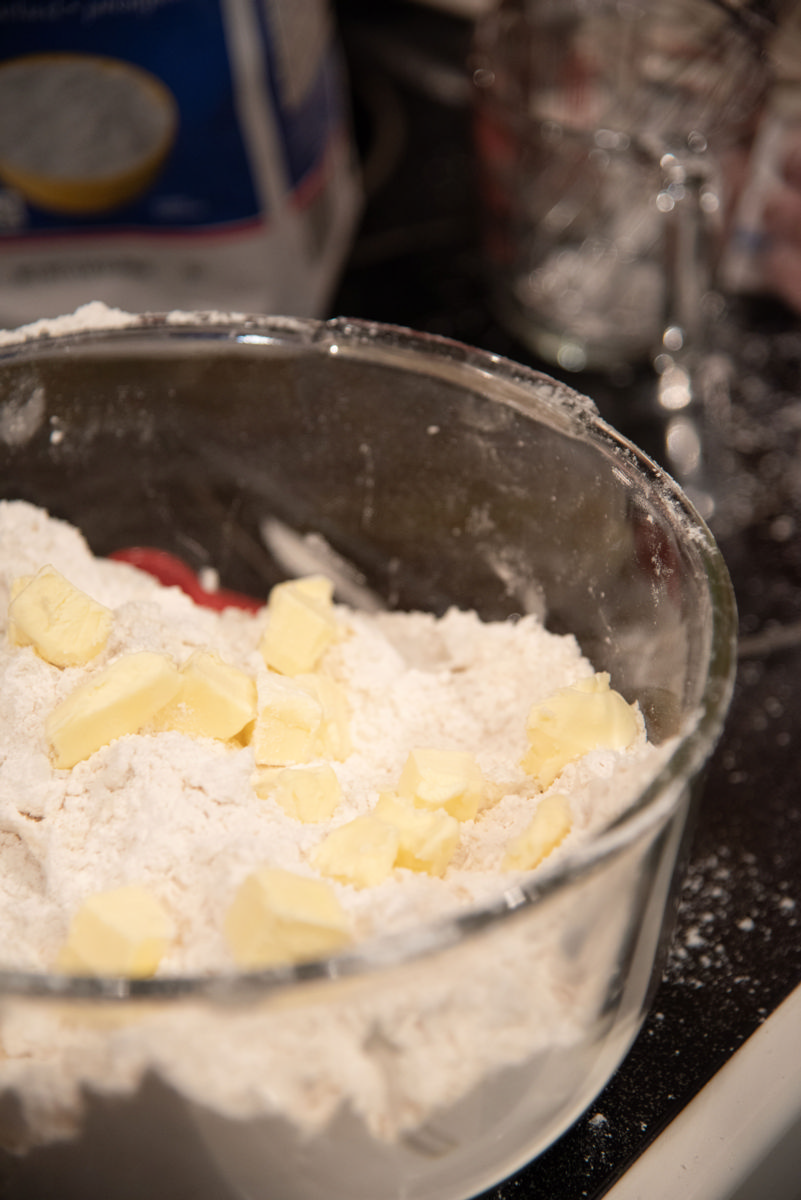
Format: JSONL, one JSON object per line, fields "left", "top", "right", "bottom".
{"left": 0, "top": 0, "right": 361, "bottom": 325}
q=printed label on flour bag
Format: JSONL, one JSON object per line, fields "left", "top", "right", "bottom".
{"left": 0, "top": 0, "right": 361, "bottom": 325}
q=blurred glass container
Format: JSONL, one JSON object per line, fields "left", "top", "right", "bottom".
{"left": 471, "top": 0, "right": 771, "bottom": 372}
{"left": 0, "top": 311, "right": 736, "bottom": 1199}
{"left": 722, "top": 4, "right": 801, "bottom": 299}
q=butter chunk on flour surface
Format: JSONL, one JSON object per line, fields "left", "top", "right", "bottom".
{"left": 57, "top": 886, "right": 173, "bottom": 978}
{"left": 503, "top": 793, "right": 572, "bottom": 871}
{"left": 398, "top": 748, "right": 486, "bottom": 821}
{"left": 296, "top": 672, "right": 351, "bottom": 761}
{"left": 256, "top": 764, "right": 343, "bottom": 823}
{"left": 251, "top": 674, "right": 323, "bottom": 766}
{"left": 522, "top": 672, "right": 640, "bottom": 788}
{"left": 225, "top": 867, "right": 351, "bottom": 968}
{"left": 10, "top": 565, "right": 113, "bottom": 668}
{"left": 259, "top": 576, "right": 340, "bottom": 677}
{"left": 313, "top": 814, "right": 400, "bottom": 889}
{"left": 374, "top": 793, "right": 460, "bottom": 877}
{"left": 46, "top": 651, "right": 181, "bottom": 769}
{"left": 152, "top": 650, "right": 257, "bottom": 741}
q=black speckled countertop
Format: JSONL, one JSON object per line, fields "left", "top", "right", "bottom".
{"left": 331, "top": 4, "right": 801, "bottom": 1196}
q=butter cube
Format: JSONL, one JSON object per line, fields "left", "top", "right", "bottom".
{"left": 259, "top": 577, "right": 339, "bottom": 676}
{"left": 225, "top": 866, "right": 351, "bottom": 968}
{"left": 9, "top": 575, "right": 33, "bottom": 602}
{"left": 9, "top": 565, "right": 113, "bottom": 668}
{"left": 57, "top": 885, "right": 173, "bottom": 977}
{"left": 374, "top": 793, "right": 459, "bottom": 876}
{"left": 258, "top": 764, "right": 343, "bottom": 823}
{"left": 521, "top": 672, "right": 640, "bottom": 788}
{"left": 251, "top": 673, "right": 322, "bottom": 766}
{"left": 502, "top": 793, "right": 572, "bottom": 871}
{"left": 275, "top": 575, "right": 334, "bottom": 606}
{"left": 46, "top": 651, "right": 181, "bottom": 769}
{"left": 296, "top": 672, "right": 351, "bottom": 760}
{"left": 397, "top": 748, "right": 485, "bottom": 822}
{"left": 152, "top": 650, "right": 257, "bottom": 740}
{"left": 312, "top": 814, "right": 399, "bottom": 889}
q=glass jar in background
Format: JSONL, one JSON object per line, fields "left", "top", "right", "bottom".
{"left": 722, "top": 5, "right": 801, "bottom": 302}
{"left": 471, "top": 0, "right": 772, "bottom": 374}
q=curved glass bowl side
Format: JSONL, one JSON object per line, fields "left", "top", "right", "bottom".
{"left": 0, "top": 313, "right": 737, "bottom": 1007}
{"left": 0, "top": 313, "right": 738, "bottom": 1198}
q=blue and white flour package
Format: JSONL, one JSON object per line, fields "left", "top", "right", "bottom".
{"left": 0, "top": 0, "right": 361, "bottom": 324}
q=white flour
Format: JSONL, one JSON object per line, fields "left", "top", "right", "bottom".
{"left": 0, "top": 57, "right": 174, "bottom": 180}
{"left": 0, "top": 499, "right": 677, "bottom": 1152}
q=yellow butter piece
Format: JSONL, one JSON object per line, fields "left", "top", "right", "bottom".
{"left": 482, "top": 779, "right": 519, "bottom": 810}
{"left": 397, "top": 748, "right": 485, "bottom": 822}
{"left": 374, "top": 792, "right": 459, "bottom": 876}
{"left": 521, "top": 672, "right": 640, "bottom": 788}
{"left": 258, "top": 763, "right": 343, "bottom": 823}
{"left": 275, "top": 575, "right": 334, "bottom": 606}
{"left": 9, "top": 565, "right": 113, "bottom": 668}
{"left": 225, "top": 866, "right": 351, "bottom": 968}
{"left": 296, "top": 672, "right": 351, "bottom": 761}
{"left": 251, "top": 673, "right": 322, "bottom": 766}
{"left": 57, "top": 885, "right": 173, "bottom": 978}
{"left": 152, "top": 650, "right": 257, "bottom": 741}
{"left": 259, "top": 577, "right": 339, "bottom": 676}
{"left": 312, "top": 814, "right": 399, "bottom": 889}
{"left": 252, "top": 766, "right": 280, "bottom": 798}
{"left": 46, "top": 651, "right": 181, "bottom": 769}
{"left": 9, "top": 575, "right": 33, "bottom": 602}
{"left": 502, "top": 793, "right": 572, "bottom": 871}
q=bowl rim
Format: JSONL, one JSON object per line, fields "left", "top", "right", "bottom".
{"left": 0, "top": 310, "right": 739, "bottom": 1001}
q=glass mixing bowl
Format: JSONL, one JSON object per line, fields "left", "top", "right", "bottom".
{"left": 0, "top": 311, "right": 736, "bottom": 1200}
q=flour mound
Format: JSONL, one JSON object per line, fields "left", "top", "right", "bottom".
{"left": 0, "top": 500, "right": 675, "bottom": 1150}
